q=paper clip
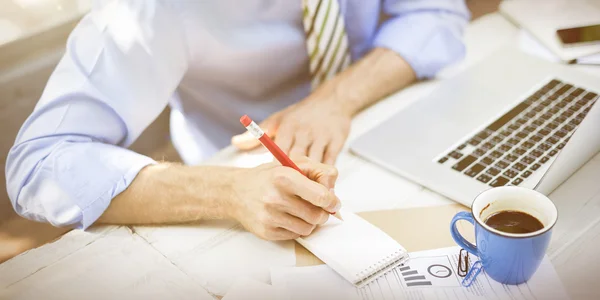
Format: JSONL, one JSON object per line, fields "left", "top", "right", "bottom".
{"left": 461, "top": 261, "right": 483, "bottom": 287}
{"left": 457, "top": 248, "right": 469, "bottom": 277}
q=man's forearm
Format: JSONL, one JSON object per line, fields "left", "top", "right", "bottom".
{"left": 97, "top": 163, "right": 240, "bottom": 225}
{"left": 320, "top": 47, "right": 417, "bottom": 116}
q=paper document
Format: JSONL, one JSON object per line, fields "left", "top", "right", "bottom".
{"left": 273, "top": 246, "right": 570, "bottom": 300}
{"left": 222, "top": 278, "right": 290, "bottom": 300}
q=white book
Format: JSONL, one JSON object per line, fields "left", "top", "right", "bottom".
{"left": 296, "top": 209, "right": 409, "bottom": 287}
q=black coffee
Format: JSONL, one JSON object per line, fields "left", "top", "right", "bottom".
{"left": 484, "top": 210, "right": 544, "bottom": 234}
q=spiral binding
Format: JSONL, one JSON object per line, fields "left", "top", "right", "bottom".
{"left": 354, "top": 249, "right": 410, "bottom": 287}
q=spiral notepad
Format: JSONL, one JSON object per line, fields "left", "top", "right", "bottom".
{"left": 296, "top": 209, "right": 409, "bottom": 287}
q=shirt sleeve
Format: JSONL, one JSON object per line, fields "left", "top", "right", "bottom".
{"left": 373, "top": 0, "right": 470, "bottom": 79}
{"left": 5, "top": 0, "right": 189, "bottom": 229}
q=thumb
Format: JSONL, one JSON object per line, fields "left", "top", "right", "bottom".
{"left": 231, "top": 131, "right": 261, "bottom": 150}
{"left": 232, "top": 114, "right": 281, "bottom": 150}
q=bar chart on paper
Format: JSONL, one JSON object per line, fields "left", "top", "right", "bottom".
{"left": 358, "top": 253, "right": 466, "bottom": 300}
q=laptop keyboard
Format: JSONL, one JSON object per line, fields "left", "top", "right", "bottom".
{"left": 437, "top": 79, "right": 598, "bottom": 188}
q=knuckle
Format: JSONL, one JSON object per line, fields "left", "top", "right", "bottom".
{"left": 257, "top": 226, "right": 272, "bottom": 240}
{"left": 258, "top": 212, "right": 275, "bottom": 226}
{"left": 326, "top": 143, "right": 341, "bottom": 155}
{"left": 298, "top": 129, "right": 312, "bottom": 140}
{"left": 289, "top": 147, "right": 306, "bottom": 156}
{"left": 307, "top": 208, "right": 323, "bottom": 224}
{"left": 300, "top": 224, "right": 313, "bottom": 236}
{"left": 272, "top": 169, "right": 292, "bottom": 189}
{"left": 263, "top": 201, "right": 277, "bottom": 211}
{"left": 263, "top": 193, "right": 282, "bottom": 209}
{"left": 296, "top": 156, "right": 310, "bottom": 163}
{"left": 291, "top": 154, "right": 310, "bottom": 163}
{"left": 316, "top": 190, "right": 331, "bottom": 207}
{"left": 319, "top": 217, "right": 328, "bottom": 225}
{"left": 259, "top": 230, "right": 274, "bottom": 240}
{"left": 327, "top": 166, "right": 339, "bottom": 178}
{"left": 325, "top": 148, "right": 336, "bottom": 157}
{"left": 263, "top": 228, "right": 278, "bottom": 240}
{"left": 280, "top": 121, "right": 297, "bottom": 132}
{"left": 318, "top": 210, "right": 329, "bottom": 224}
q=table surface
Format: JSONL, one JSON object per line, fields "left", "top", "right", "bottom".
{"left": 2, "top": 13, "right": 600, "bottom": 300}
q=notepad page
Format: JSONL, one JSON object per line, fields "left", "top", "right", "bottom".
{"left": 296, "top": 208, "right": 407, "bottom": 286}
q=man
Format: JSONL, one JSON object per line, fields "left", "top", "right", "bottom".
{"left": 5, "top": 0, "right": 468, "bottom": 240}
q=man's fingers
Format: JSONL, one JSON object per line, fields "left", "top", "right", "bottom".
{"left": 274, "top": 168, "right": 341, "bottom": 212}
{"left": 294, "top": 156, "right": 339, "bottom": 189}
{"left": 275, "top": 124, "right": 294, "bottom": 154}
{"left": 232, "top": 113, "right": 281, "bottom": 150}
{"left": 265, "top": 227, "right": 301, "bottom": 241}
{"left": 259, "top": 114, "right": 281, "bottom": 137}
{"left": 308, "top": 137, "right": 328, "bottom": 163}
{"left": 280, "top": 195, "right": 329, "bottom": 225}
{"left": 272, "top": 212, "right": 316, "bottom": 237}
{"left": 323, "top": 138, "right": 344, "bottom": 165}
{"left": 289, "top": 130, "right": 312, "bottom": 158}
{"left": 232, "top": 131, "right": 261, "bottom": 150}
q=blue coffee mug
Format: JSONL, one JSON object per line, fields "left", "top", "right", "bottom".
{"left": 450, "top": 186, "right": 558, "bottom": 285}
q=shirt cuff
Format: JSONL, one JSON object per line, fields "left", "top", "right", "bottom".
{"left": 79, "top": 152, "right": 156, "bottom": 230}
{"left": 373, "top": 12, "right": 468, "bottom": 79}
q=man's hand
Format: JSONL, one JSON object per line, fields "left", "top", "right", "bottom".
{"left": 233, "top": 95, "right": 351, "bottom": 165}
{"left": 229, "top": 157, "right": 341, "bottom": 240}
{"left": 232, "top": 48, "right": 417, "bottom": 164}
{"left": 98, "top": 157, "right": 340, "bottom": 241}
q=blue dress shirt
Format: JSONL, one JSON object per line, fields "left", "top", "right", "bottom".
{"left": 6, "top": 0, "right": 469, "bottom": 229}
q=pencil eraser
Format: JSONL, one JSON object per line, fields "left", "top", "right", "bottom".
{"left": 240, "top": 115, "right": 252, "bottom": 127}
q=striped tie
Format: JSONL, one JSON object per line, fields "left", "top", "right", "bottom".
{"left": 302, "top": 0, "right": 352, "bottom": 89}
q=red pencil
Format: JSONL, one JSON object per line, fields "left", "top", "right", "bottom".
{"left": 240, "top": 115, "right": 343, "bottom": 221}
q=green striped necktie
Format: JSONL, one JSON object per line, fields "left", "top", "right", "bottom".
{"left": 302, "top": 0, "right": 352, "bottom": 89}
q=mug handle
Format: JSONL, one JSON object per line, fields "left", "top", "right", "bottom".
{"left": 450, "top": 211, "right": 478, "bottom": 255}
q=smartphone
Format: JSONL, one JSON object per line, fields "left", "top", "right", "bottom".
{"left": 557, "top": 24, "right": 600, "bottom": 47}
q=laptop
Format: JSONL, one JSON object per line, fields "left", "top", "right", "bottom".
{"left": 349, "top": 46, "right": 600, "bottom": 207}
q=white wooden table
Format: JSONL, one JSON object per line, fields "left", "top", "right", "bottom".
{"left": 1, "top": 13, "right": 599, "bottom": 300}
